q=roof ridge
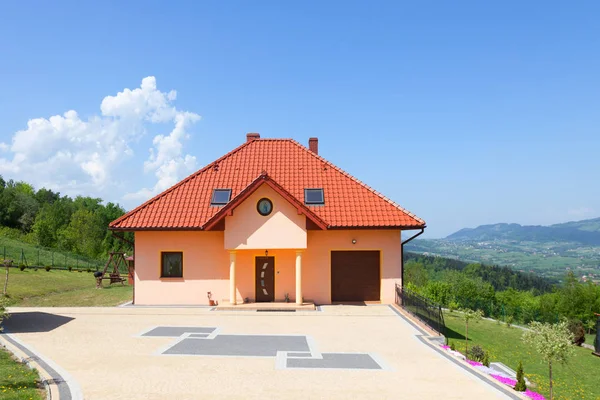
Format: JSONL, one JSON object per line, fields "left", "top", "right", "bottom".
{"left": 287, "top": 139, "right": 426, "bottom": 226}
{"left": 109, "top": 139, "right": 258, "bottom": 228}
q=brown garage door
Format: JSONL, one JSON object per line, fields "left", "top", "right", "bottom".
{"left": 331, "top": 251, "right": 380, "bottom": 302}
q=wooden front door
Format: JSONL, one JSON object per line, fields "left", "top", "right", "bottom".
{"left": 255, "top": 256, "right": 275, "bottom": 302}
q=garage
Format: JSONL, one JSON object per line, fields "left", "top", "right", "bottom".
{"left": 331, "top": 251, "right": 381, "bottom": 302}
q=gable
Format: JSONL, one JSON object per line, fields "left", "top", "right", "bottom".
{"left": 224, "top": 183, "right": 307, "bottom": 250}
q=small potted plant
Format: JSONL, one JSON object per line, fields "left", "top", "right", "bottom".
{"left": 207, "top": 291, "right": 216, "bottom": 306}
{"left": 284, "top": 293, "right": 290, "bottom": 303}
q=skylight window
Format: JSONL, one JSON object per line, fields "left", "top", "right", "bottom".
{"left": 304, "top": 188, "right": 324, "bottom": 205}
{"left": 211, "top": 189, "right": 232, "bottom": 206}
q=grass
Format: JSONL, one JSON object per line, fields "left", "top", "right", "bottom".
{"left": 445, "top": 312, "right": 600, "bottom": 399}
{"left": 1, "top": 268, "right": 132, "bottom": 306}
{"left": 0, "top": 236, "right": 104, "bottom": 270}
{"left": 0, "top": 346, "right": 44, "bottom": 400}
{"left": 585, "top": 333, "right": 596, "bottom": 347}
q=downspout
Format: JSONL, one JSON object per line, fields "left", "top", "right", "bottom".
{"left": 401, "top": 228, "right": 425, "bottom": 288}
{"left": 111, "top": 231, "right": 135, "bottom": 304}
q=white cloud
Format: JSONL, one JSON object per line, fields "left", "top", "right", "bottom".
{"left": 0, "top": 76, "right": 200, "bottom": 204}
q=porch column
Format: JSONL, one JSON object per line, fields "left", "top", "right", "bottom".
{"left": 229, "top": 251, "right": 237, "bottom": 305}
{"left": 295, "top": 250, "right": 303, "bottom": 305}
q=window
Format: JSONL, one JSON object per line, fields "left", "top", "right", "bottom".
{"left": 304, "top": 188, "right": 324, "bottom": 205}
{"left": 211, "top": 189, "right": 232, "bottom": 206}
{"left": 257, "top": 198, "right": 273, "bottom": 216}
{"left": 161, "top": 252, "right": 183, "bottom": 278}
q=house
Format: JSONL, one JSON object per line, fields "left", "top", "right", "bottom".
{"left": 109, "top": 134, "right": 425, "bottom": 306}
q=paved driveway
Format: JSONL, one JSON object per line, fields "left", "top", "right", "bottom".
{"left": 2, "top": 305, "right": 512, "bottom": 400}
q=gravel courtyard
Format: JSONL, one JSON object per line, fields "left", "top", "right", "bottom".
{"left": 2, "top": 305, "right": 514, "bottom": 400}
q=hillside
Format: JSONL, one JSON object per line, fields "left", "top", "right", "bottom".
{"left": 406, "top": 217, "right": 600, "bottom": 279}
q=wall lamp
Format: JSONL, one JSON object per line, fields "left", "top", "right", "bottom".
{"left": 351, "top": 239, "right": 357, "bottom": 245}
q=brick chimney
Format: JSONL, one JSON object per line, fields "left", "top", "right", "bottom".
{"left": 246, "top": 132, "right": 260, "bottom": 142}
{"left": 308, "top": 137, "right": 318, "bottom": 154}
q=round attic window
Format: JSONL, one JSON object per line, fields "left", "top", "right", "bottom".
{"left": 257, "top": 198, "right": 273, "bottom": 216}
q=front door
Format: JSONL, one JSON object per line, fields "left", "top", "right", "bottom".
{"left": 255, "top": 256, "right": 275, "bottom": 302}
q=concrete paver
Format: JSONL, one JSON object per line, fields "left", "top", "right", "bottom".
{"left": 3, "top": 305, "right": 511, "bottom": 400}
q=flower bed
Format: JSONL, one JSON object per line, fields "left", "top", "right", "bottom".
{"left": 439, "top": 344, "right": 545, "bottom": 400}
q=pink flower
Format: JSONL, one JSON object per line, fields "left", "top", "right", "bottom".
{"left": 490, "top": 374, "right": 517, "bottom": 386}
{"left": 466, "top": 359, "right": 483, "bottom": 367}
{"left": 524, "top": 390, "right": 546, "bottom": 400}
{"left": 440, "top": 345, "right": 451, "bottom": 350}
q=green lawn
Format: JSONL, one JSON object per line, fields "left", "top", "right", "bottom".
{"left": 445, "top": 312, "right": 600, "bottom": 400}
{"left": 1, "top": 268, "right": 132, "bottom": 307}
{"left": 0, "top": 236, "right": 104, "bottom": 270}
{"left": 0, "top": 347, "right": 44, "bottom": 400}
{"left": 585, "top": 333, "right": 596, "bottom": 347}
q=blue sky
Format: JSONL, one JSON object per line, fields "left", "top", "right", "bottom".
{"left": 1, "top": 1, "right": 598, "bottom": 237}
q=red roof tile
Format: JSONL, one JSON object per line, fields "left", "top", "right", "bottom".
{"left": 109, "top": 139, "right": 425, "bottom": 230}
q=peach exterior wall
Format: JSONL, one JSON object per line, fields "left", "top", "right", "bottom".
{"left": 134, "top": 231, "right": 230, "bottom": 305}
{"left": 133, "top": 229, "right": 402, "bottom": 305}
{"left": 224, "top": 184, "right": 307, "bottom": 250}
{"left": 303, "top": 230, "right": 402, "bottom": 304}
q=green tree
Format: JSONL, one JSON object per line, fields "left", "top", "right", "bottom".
{"left": 405, "top": 261, "right": 428, "bottom": 288}
{"left": 62, "top": 209, "right": 104, "bottom": 258}
{"left": 460, "top": 308, "right": 483, "bottom": 354}
{"left": 514, "top": 361, "right": 526, "bottom": 391}
{"left": 522, "top": 321, "right": 574, "bottom": 400}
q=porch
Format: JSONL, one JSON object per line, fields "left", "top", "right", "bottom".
{"left": 227, "top": 250, "right": 305, "bottom": 305}
{"left": 214, "top": 300, "right": 316, "bottom": 311}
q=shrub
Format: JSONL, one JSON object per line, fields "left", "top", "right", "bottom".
{"left": 567, "top": 319, "right": 585, "bottom": 346}
{"left": 450, "top": 342, "right": 456, "bottom": 351}
{"left": 45, "top": 265, "right": 51, "bottom": 272}
{"left": 78, "top": 269, "right": 82, "bottom": 273}
{"left": 19, "top": 264, "right": 26, "bottom": 271}
{"left": 68, "top": 266, "right": 72, "bottom": 272}
{"left": 448, "top": 301, "right": 459, "bottom": 313}
{"left": 34, "top": 267, "right": 38, "bottom": 271}
{"left": 86, "top": 268, "right": 91, "bottom": 273}
{"left": 506, "top": 315, "right": 514, "bottom": 328}
{"left": 482, "top": 351, "right": 490, "bottom": 367}
{"left": 514, "top": 361, "right": 526, "bottom": 391}
{"left": 468, "top": 345, "right": 485, "bottom": 362}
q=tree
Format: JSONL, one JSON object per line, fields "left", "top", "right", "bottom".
{"left": 61, "top": 209, "right": 104, "bottom": 258}
{"left": 585, "top": 318, "right": 595, "bottom": 335}
{"left": 514, "top": 361, "right": 526, "bottom": 391}
{"left": 460, "top": 308, "right": 483, "bottom": 354}
{"left": 522, "top": 321, "right": 574, "bottom": 400}
{"left": 405, "top": 261, "right": 428, "bottom": 288}
{"left": 0, "top": 295, "right": 8, "bottom": 331}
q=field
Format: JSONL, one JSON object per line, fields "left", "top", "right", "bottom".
{"left": 408, "top": 239, "right": 600, "bottom": 279}
{"left": 1, "top": 236, "right": 104, "bottom": 270}
{"left": 0, "top": 268, "right": 132, "bottom": 307}
{"left": 444, "top": 312, "right": 600, "bottom": 399}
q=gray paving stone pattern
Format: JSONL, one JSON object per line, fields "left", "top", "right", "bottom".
{"left": 140, "top": 326, "right": 386, "bottom": 370}
{"left": 165, "top": 335, "right": 309, "bottom": 357}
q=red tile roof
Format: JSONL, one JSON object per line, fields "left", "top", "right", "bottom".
{"left": 109, "top": 139, "right": 425, "bottom": 230}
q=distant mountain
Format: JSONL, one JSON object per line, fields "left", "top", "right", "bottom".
{"left": 406, "top": 217, "right": 600, "bottom": 279}
{"left": 446, "top": 218, "right": 600, "bottom": 246}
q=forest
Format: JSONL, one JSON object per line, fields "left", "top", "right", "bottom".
{"left": 404, "top": 253, "right": 600, "bottom": 333}
{"left": 0, "top": 175, "right": 131, "bottom": 260}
